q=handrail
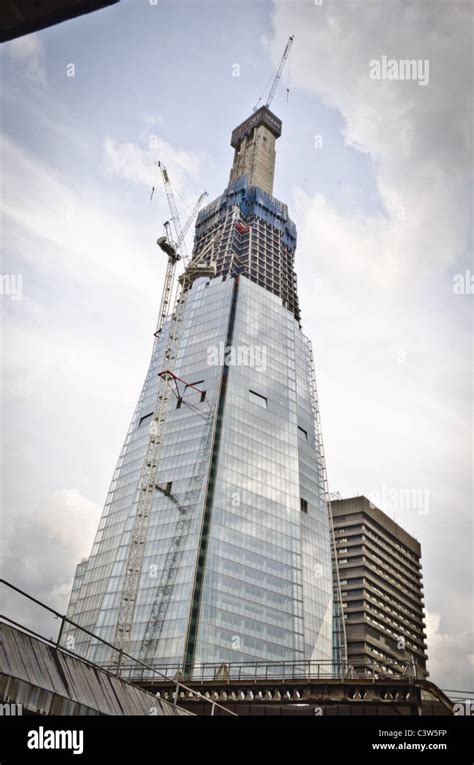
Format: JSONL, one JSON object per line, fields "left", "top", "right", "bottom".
{"left": 109, "top": 658, "right": 416, "bottom": 683}
{"left": 0, "top": 579, "right": 236, "bottom": 716}
{"left": 2, "top": 579, "right": 436, "bottom": 689}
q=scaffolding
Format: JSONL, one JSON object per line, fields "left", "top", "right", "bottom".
{"left": 191, "top": 178, "right": 300, "bottom": 321}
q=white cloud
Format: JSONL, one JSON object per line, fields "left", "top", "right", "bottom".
{"left": 104, "top": 134, "right": 206, "bottom": 199}
{"left": 1, "top": 489, "right": 100, "bottom": 636}
{"left": 270, "top": 0, "right": 471, "bottom": 285}
{"left": 0, "top": 131, "right": 153, "bottom": 296}
{"left": 41, "top": 489, "right": 101, "bottom": 559}
{"left": 426, "top": 611, "right": 474, "bottom": 693}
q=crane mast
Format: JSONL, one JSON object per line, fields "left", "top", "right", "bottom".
{"left": 110, "top": 166, "right": 208, "bottom": 667}
{"left": 266, "top": 34, "right": 294, "bottom": 108}
{"left": 157, "top": 161, "right": 189, "bottom": 260}
{"left": 138, "top": 206, "right": 242, "bottom": 669}
{"left": 155, "top": 188, "right": 207, "bottom": 337}
{"left": 253, "top": 34, "right": 294, "bottom": 112}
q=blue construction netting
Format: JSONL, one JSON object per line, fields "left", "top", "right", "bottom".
{"left": 195, "top": 176, "right": 297, "bottom": 250}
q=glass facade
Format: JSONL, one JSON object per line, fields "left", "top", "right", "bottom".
{"left": 190, "top": 277, "right": 333, "bottom": 667}
{"left": 64, "top": 105, "right": 337, "bottom": 676}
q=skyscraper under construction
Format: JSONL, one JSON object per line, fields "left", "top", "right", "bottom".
{"left": 65, "top": 97, "right": 344, "bottom": 676}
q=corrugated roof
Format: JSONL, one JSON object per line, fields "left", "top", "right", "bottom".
{"left": 0, "top": 623, "right": 192, "bottom": 716}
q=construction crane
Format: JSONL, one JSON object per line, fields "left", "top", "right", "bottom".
{"left": 110, "top": 168, "right": 212, "bottom": 669}
{"left": 156, "top": 160, "right": 202, "bottom": 263}
{"left": 155, "top": 185, "right": 208, "bottom": 336}
{"left": 155, "top": 221, "right": 180, "bottom": 338}
{"left": 253, "top": 34, "right": 295, "bottom": 112}
{"left": 111, "top": 200, "right": 241, "bottom": 672}
{"left": 137, "top": 208, "right": 242, "bottom": 669}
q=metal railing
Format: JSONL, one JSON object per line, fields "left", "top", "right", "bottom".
{"left": 0, "top": 579, "right": 236, "bottom": 716}
{"left": 1, "top": 579, "right": 430, "bottom": 696}
{"left": 118, "top": 657, "right": 419, "bottom": 684}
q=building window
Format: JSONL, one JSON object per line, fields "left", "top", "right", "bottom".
{"left": 249, "top": 389, "right": 267, "bottom": 409}
{"left": 138, "top": 412, "right": 153, "bottom": 428}
{"left": 298, "top": 425, "right": 308, "bottom": 441}
{"left": 300, "top": 498, "right": 308, "bottom": 513}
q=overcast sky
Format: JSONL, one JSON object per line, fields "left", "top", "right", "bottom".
{"left": 1, "top": 0, "right": 472, "bottom": 694}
